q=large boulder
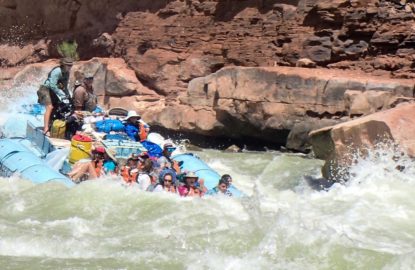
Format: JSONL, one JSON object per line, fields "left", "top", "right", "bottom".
{"left": 68, "top": 58, "right": 158, "bottom": 99}
{"left": 178, "top": 66, "right": 414, "bottom": 147}
{"left": 0, "top": 57, "right": 160, "bottom": 111}
{"left": 310, "top": 102, "right": 415, "bottom": 181}
{"left": 344, "top": 89, "right": 415, "bottom": 116}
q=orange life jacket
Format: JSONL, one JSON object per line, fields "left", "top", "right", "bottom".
{"left": 139, "top": 122, "right": 148, "bottom": 141}
{"left": 121, "top": 166, "right": 138, "bottom": 184}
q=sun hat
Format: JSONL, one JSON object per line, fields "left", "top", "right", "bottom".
{"left": 183, "top": 171, "right": 198, "bottom": 179}
{"left": 125, "top": 110, "right": 141, "bottom": 121}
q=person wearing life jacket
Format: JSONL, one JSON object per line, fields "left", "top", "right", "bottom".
{"left": 120, "top": 154, "right": 140, "bottom": 185}
{"left": 37, "top": 57, "right": 74, "bottom": 136}
{"left": 150, "top": 168, "right": 177, "bottom": 193}
{"left": 137, "top": 157, "right": 154, "bottom": 191}
{"left": 177, "top": 171, "right": 205, "bottom": 197}
{"left": 205, "top": 178, "right": 232, "bottom": 197}
{"left": 156, "top": 142, "right": 181, "bottom": 173}
{"left": 123, "top": 110, "right": 150, "bottom": 141}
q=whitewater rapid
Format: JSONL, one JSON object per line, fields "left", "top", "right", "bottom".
{"left": 1, "top": 149, "right": 414, "bottom": 269}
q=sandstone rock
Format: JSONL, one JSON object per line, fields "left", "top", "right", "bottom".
{"left": 296, "top": 58, "right": 317, "bottom": 68}
{"left": 158, "top": 1, "right": 186, "bottom": 17}
{"left": 1, "top": 57, "right": 160, "bottom": 113}
{"left": 344, "top": 90, "right": 396, "bottom": 116}
{"left": 310, "top": 102, "right": 415, "bottom": 180}
{"left": 286, "top": 119, "right": 340, "bottom": 152}
{"left": 3, "top": 0, "right": 415, "bottom": 151}
{"left": 273, "top": 4, "right": 297, "bottom": 20}
{"left": 0, "top": 39, "right": 49, "bottom": 67}
{"left": 151, "top": 104, "right": 221, "bottom": 135}
{"left": 179, "top": 66, "right": 413, "bottom": 149}
{"left": 130, "top": 48, "right": 180, "bottom": 95}
{"left": 69, "top": 58, "right": 158, "bottom": 98}
{"left": 303, "top": 36, "right": 332, "bottom": 63}
{"left": 92, "top": 33, "right": 115, "bottom": 56}
{"left": 224, "top": 144, "right": 241, "bottom": 153}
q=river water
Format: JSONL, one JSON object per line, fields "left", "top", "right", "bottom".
{"left": 1, "top": 147, "right": 414, "bottom": 269}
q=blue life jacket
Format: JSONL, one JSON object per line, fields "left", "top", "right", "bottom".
{"left": 124, "top": 123, "right": 139, "bottom": 140}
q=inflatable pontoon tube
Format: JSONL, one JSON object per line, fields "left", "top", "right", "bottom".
{"left": 0, "top": 139, "right": 74, "bottom": 187}
{"left": 173, "top": 153, "right": 243, "bottom": 197}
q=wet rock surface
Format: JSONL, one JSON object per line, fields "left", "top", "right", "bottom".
{"left": 310, "top": 102, "right": 415, "bottom": 181}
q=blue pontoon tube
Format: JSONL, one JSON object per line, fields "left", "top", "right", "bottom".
{"left": 0, "top": 139, "right": 74, "bottom": 187}
{"left": 173, "top": 153, "right": 243, "bottom": 197}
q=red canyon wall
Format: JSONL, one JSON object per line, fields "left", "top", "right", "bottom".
{"left": 1, "top": 0, "right": 414, "bottom": 150}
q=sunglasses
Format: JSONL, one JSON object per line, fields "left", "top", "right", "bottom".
{"left": 166, "top": 147, "right": 176, "bottom": 152}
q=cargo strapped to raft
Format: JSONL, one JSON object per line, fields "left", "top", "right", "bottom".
{"left": 101, "top": 139, "right": 147, "bottom": 161}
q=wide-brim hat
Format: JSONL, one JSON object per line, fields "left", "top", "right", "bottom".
{"left": 184, "top": 171, "right": 198, "bottom": 179}
{"left": 125, "top": 110, "right": 141, "bottom": 121}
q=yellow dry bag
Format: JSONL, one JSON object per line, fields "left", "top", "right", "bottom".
{"left": 69, "top": 134, "right": 92, "bottom": 164}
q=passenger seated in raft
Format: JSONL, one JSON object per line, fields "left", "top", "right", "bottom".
{"left": 121, "top": 154, "right": 140, "bottom": 185}
{"left": 220, "top": 174, "right": 235, "bottom": 189}
{"left": 149, "top": 168, "right": 177, "bottom": 193}
{"left": 137, "top": 156, "right": 154, "bottom": 191}
{"left": 102, "top": 148, "right": 118, "bottom": 175}
{"left": 177, "top": 172, "right": 206, "bottom": 197}
{"left": 206, "top": 178, "right": 232, "bottom": 197}
{"left": 68, "top": 147, "right": 117, "bottom": 183}
{"left": 123, "top": 110, "right": 150, "bottom": 141}
{"left": 157, "top": 142, "right": 181, "bottom": 173}
{"left": 146, "top": 171, "right": 160, "bottom": 192}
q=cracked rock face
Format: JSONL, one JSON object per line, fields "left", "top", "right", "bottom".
{"left": 177, "top": 66, "right": 414, "bottom": 150}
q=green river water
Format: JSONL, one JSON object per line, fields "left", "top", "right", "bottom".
{"left": 1, "top": 149, "right": 414, "bottom": 270}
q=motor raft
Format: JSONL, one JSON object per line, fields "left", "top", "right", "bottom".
{"left": 0, "top": 110, "right": 244, "bottom": 197}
